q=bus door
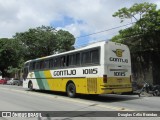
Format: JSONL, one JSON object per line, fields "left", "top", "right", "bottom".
{"left": 23, "top": 67, "right": 29, "bottom": 81}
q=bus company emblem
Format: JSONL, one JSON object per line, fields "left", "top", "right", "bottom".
{"left": 113, "top": 49, "right": 124, "bottom": 57}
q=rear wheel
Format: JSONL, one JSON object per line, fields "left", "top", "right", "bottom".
{"left": 28, "top": 81, "right": 33, "bottom": 91}
{"left": 67, "top": 83, "right": 76, "bottom": 98}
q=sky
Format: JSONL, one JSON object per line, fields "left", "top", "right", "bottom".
{"left": 0, "top": 0, "right": 160, "bottom": 47}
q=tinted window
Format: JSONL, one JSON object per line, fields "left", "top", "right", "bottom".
{"left": 49, "top": 58, "right": 54, "bottom": 68}
{"left": 29, "top": 62, "right": 33, "bottom": 70}
{"left": 60, "top": 56, "right": 66, "bottom": 67}
{"left": 43, "top": 60, "right": 49, "bottom": 69}
{"left": 40, "top": 61, "right": 44, "bottom": 69}
{"left": 29, "top": 62, "right": 36, "bottom": 70}
{"left": 69, "top": 54, "right": 75, "bottom": 66}
{"left": 81, "top": 48, "right": 100, "bottom": 65}
{"left": 67, "top": 53, "right": 80, "bottom": 67}
{"left": 29, "top": 47, "right": 100, "bottom": 70}
{"left": 75, "top": 53, "right": 80, "bottom": 65}
{"left": 82, "top": 51, "right": 91, "bottom": 65}
{"left": 91, "top": 49, "right": 99, "bottom": 64}
{"left": 35, "top": 62, "right": 40, "bottom": 69}
{"left": 54, "top": 57, "right": 60, "bottom": 68}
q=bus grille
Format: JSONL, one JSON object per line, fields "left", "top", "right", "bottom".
{"left": 87, "top": 78, "right": 97, "bottom": 93}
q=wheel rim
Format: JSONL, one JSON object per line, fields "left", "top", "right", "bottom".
{"left": 67, "top": 83, "right": 76, "bottom": 97}
{"left": 69, "top": 86, "right": 74, "bottom": 93}
{"left": 29, "top": 82, "right": 33, "bottom": 90}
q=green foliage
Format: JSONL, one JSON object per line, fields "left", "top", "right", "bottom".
{"left": 14, "top": 26, "right": 75, "bottom": 59}
{"left": 113, "top": 2, "right": 157, "bottom": 23}
{"left": 0, "top": 38, "right": 24, "bottom": 77}
{"left": 56, "top": 30, "right": 75, "bottom": 52}
{"left": 112, "top": 2, "right": 160, "bottom": 84}
{"left": 111, "top": 2, "right": 160, "bottom": 53}
{"left": 0, "top": 26, "right": 75, "bottom": 77}
{"left": 6, "top": 66, "right": 19, "bottom": 74}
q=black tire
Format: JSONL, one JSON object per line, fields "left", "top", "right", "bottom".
{"left": 28, "top": 81, "right": 33, "bottom": 91}
{"left": 67, "top": 83, "right": 76, "bottom": 98}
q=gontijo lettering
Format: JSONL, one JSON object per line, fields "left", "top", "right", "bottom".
{"left": 109, "top": 57, "right": 128, "bottom": 63}
{"left": 53, "top": 69, "right": 76, "bottom": 76}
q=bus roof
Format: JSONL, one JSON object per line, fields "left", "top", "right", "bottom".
{"left": 24, "top": 41, "right": 127, "bottom": 64}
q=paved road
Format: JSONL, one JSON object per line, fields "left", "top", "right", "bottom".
{"left": 0, "top": 85, "right": 159, "bottom": 120}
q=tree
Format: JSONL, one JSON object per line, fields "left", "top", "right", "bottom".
{"left": 14, "top": 26, "right": 75, "bottom": 60}
{"left": 112, "top": 2, "right": 159, "bottom": 49}
{"left": 0, "top": 26, "right": 75, "bottom": 77}
{"left": 14, "top": 26, "right": 57, "bottom": 59}
{"left": 0, "top": 38, "right": 24, "bottom": 77}
{"left": 112, "top": 2, "right": 160, "bottom": 85}
{"left": 56, "top": 30, "right": 75, "bottom": 52}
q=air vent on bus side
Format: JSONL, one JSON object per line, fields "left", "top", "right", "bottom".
{"left": 87, "top": 78, "right": 97, "bottom": 93}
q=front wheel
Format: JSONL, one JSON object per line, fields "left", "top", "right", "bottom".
{"left": 67, "top": 83, "right": 76, "bottom": 98}
{"left": 28, "top": 81, "right": 33, "bottom": 91}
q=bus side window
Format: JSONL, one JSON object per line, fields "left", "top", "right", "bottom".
{"left": 49, "top": 58, "right": 54, "bottom": 68}
{"left": 32, "top": 62, "right": 36, "bottom": 70}
{"left": 82, "top": 51, "right": 91, "bottom": 65}
{"left": 60, "top": 56, "right": 66, "bottom": 67}
{"left": 30, "top": 62, "right": 36, "bottom": 70}
{"left": 91, "top": 49, "right": 100, "bottom": 64}
{"left": 35, "top": 62, "right": 40, "bottom": 70}
{"left": 40, "top": 61, "right": 45, "bottom": 69}
{"left": 29, "top": 62, "right": 33, "bottom": 70}
{"left": 75, "top": 53, "right": 80, "bottom": 66}
{"left": 54, "top": 58, "right": 57, "bottom": 67}
{"left": 81, "top": 48, "right": 99, "bottom": 66}
{"left": 44, "top": 60, "right": 49, "bottom": 69}
{"left": 69, "top": 54, "right": 75, "bottom": 66}
{"left": 66, "top": 53, "right": 80, "bottom": 67}
{"left": 25, "top": 63, "right": 29, "bottom": 67}
{"left": 66, "top": 55, "right": 69, "bottom": 67}
{"left": 54, "top": 58, "right": 60, "bottom": 68}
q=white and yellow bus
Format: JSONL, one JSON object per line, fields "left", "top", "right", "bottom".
{"left": 23, "top": 41, "right": 132, "bottom": 97}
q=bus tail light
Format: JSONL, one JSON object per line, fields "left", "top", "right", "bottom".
{"left": 103, "top": 75, "right": 107, "bottom": 83}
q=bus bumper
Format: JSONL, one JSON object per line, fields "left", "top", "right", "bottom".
{"left": 100, "top": 87, "right": 133, "bottom": 94}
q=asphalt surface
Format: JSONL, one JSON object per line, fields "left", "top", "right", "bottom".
{"left": 0, "top": 84, "right": 159, "bottom": 120}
